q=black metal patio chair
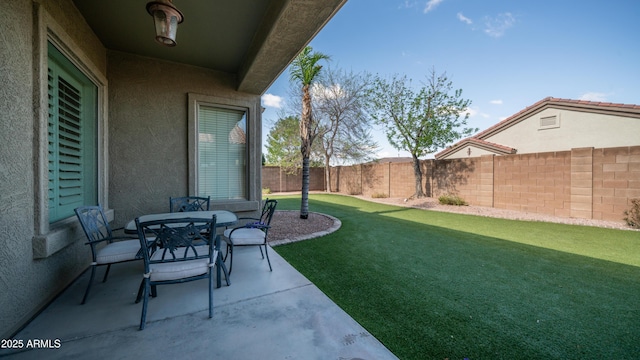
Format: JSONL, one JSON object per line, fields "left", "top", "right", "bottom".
{"left": 134, "top": 215, "right": 219, "bottom": 330}
{"left": 221, "top": 199, "right": 278, "bottom": 274}
{"left": 169, "top": 196, "right": 210, "bottom": 212}
{"left": 74, "top": 205, "right": 142, "bottom": 304}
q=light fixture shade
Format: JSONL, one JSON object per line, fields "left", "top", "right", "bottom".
{"left": 146, "top": 1, "right": 184, "bottom": 47}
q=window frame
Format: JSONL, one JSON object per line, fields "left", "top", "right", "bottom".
{"left": 47, "top": 41, "right": 98, "bottom": 223}
{"left": 33, "top": 8, "right": 109, "bottom": 258}
{"left": 187, "top": 93, "right": 261, "bottom": 213}
{"left": 197, "top": 105, "right": 248, "bottom": 201}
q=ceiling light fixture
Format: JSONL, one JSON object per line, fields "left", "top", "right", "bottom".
{"left": 146, "top": 0, "right": 184, "bottom": 47}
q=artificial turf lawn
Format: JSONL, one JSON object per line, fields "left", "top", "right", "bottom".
{"left": 271, "top": 194, "right": 640, "bottom": 360}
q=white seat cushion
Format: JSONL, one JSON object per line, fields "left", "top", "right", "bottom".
{"left": 149, "top": 246, "right": 217, "bottom": 282}
{"left": 96, "top": 240, "right": 141, "bottom": 264}
{"left": 223, "top": 228, "right": 266, "bottom": 245}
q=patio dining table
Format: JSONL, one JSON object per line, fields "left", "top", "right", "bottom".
{"left": 124, "top": 210, "right": 237, "bottom": 288}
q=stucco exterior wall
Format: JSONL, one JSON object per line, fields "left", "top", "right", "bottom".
{"left": 107, "top": 51, "right": 263, "bottom": 227}
{"left": 440, "top": 146, "right": 497, "bottom": 160}
{"left": 485, "top": 108, "right": 640, "bottom": 154}
{"left": 0, "top": 0, "right": 107, "bottom": 339}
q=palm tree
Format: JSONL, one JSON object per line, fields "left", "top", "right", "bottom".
{"left": 289, "top": 46, "right": 330, "bottom": 219}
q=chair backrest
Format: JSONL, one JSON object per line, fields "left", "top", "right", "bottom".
{"left": 169, "top": 196, "right": 210, "bottom": 212}
{"left": 259, "top": 199, "right": 278, "bottom": 227}
{"left": 135, "top": 216, "right": 217, "bottom": 266}
{"left": 75, "top": 205, "right": 113, "bottom": 243}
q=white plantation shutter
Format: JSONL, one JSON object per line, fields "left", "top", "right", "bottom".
{"left": 198, "top": 106, "right": 247, "bottom": 200}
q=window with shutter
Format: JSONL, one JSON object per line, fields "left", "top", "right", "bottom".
{"left": 47, "top": 42, "right": 97, "bottom": 222}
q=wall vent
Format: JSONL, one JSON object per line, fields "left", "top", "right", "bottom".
{"left": 539, "top": 114, "right": 560, "bottom": 130}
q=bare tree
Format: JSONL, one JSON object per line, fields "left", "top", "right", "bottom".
{"left": 314, "top": 67, "right": 377, "bottom": 191}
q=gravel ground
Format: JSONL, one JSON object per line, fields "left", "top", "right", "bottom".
{"left": 354, "top": 195, "right": 635, "bottom": 231}
{"left": 267, "top": 194, "right": 636, "bottom": 243}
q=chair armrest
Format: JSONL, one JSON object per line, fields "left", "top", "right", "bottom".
{"left": 228, "top": 217, "right": 262, "bottom": 229}
{"left": 110, "top": 235, "right": 139, "bottom": 241}
{"left": 236, "top": 217, "right": 260, "bottom": 222}
{"left": 84, "top": 235, "right": 138, "bottom": 246}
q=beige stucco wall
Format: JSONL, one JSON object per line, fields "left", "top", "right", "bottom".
{"left": 107, "top": 52, "right": 264, "bottom": 227}
{"left": 441, "top": 145, "right": 497, "bottom": 160}
{"left": 485, "top": 108, "right": 640, "bottom": 154}
{"left": 0, "top": 0, "right": 107, "bottom": 339}
{"left": 1, "top": 0, "right": 265, "bottom": 339}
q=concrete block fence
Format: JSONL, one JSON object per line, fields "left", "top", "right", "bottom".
{"left": 262, "top": 146, "right": 640, "bottom": 224}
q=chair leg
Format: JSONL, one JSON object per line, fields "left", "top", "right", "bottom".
{"left": 264, "top": 244, "right": 272, "bottom": 271}
{"left": 208, "top": 268, "right": 214, "bottom": 318}
{"left": 227, "top": 244, "right": 234, "bottom": 275}
{"left": 217, "top": 252, "right": 231, "bottom": 287}
{"left": 81, "top": 265, "right": 97, "bottom": 304}
{"left": 139, "top": 279, "right": 150, "bottom": 330}
{"left": 135, "top": 279, "right": 144, "bottom": 304}
{"left": 223, "top": 243, "right": 230, "bottom": 261}
{"left": 102, "top": 264, "right": 112, "bottom": 282}
{"left": 258, "top": 246, "right": 265, "bottom": 259}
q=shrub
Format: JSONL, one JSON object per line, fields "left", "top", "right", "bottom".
{"left": 371, "top": 192, "right": 389, "bottom": 199}
{"left": 262, "top": 188, "right": 272, "bottom": 195}
{"left": 438, "top": 194, "right": 468, "bottom": 206}
{"left": 623, "top": 198, "right": 640, "bottom": 229}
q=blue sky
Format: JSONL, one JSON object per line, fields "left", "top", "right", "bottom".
{"left": 261, "top": 0, "right": 640, "bottom": 159}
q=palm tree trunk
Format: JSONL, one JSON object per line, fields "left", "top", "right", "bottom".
{"left": 300, "top": 156, "right": 310, "bottom": 219}
{"left": 299, "top": 84, "right": 312, "bottom": 219}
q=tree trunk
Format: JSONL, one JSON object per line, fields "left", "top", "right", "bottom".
{"left": 412, "top": 155, "right": 425, "bottom": 198}
{"left": 299, "top": 84, "right": 312, "bottom": 219}
{"left": 300, "top": 156, "right": 310, "bottom": 219}
{"left": 324, "top": 154, "right": 332, "bottom": 192}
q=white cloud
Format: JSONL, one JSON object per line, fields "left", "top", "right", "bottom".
{"left": 261, "top": 93, "right": 284, "bottom": 108}
{"left": 311, "top": 83, "right": 344, "bottom": 100}
{"left": 484, "top": 12, "right": 515, "bottom": 38}
{"left": 464, "top": 107, "right": 490, "bottom": 119}
{"left": 399, "top": 1, "right": 418, "bottom": 9}
{"left": 457, "top": 12, "right": 472, "bottom": 25}
{"left": 465, "top": 107, "right": 478, "bottom": 117}
{"left": 424, "top": 0, "right": 444, "bottom": 13}
{"left": 579, "top": 92, "right": 608, "bottom": 102}
{"left": 490, "top": 99, "right": 503, "bottom": 105}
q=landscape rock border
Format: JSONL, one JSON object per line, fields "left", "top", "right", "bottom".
{"left": 268, "top": 211, "right": 342, "bottom": 246}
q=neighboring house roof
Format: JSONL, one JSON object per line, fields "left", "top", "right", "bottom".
{"left": 436, "top": 138, "right": 516, "bottom": 159}
{"left": 435, "top": 97, "right": 640, "bottom": 159}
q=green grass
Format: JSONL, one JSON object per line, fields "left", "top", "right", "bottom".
{"left": 271, "top": 194, "right": 640, "bottom": 360}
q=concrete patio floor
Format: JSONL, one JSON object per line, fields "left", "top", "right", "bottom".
{"left": 1, "top": 245, "right": 397, "bottom": 360}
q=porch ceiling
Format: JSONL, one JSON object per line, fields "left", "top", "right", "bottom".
{"left": 72, "top": 0, "right": 346, "bottom": 95}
